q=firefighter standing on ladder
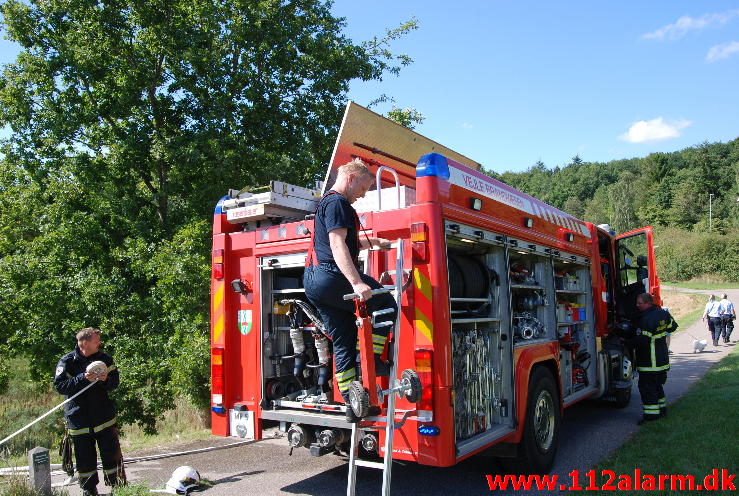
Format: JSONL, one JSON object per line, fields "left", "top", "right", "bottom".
{"left": 628, "top": 293, "right": 677, "bottom": 425}
{"left": 303, "top": 158, "right": 396, "bottom": 423}
{"left": 54, "top": 327, "right": 126, "bottom": 495}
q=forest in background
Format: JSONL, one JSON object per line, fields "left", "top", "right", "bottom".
{"left": 489, "top": 139, "right": 739, "bottom": 283}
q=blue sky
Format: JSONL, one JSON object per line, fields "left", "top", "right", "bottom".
{"left": 332, "top": 1, "right": 739, "bottom": 172}
{"left": 1, "top": 2, "right": 737, "bottom": 173}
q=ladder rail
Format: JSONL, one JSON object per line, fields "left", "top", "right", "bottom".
{"left": 346, "top": 238, "right": 408, "bottom": 496}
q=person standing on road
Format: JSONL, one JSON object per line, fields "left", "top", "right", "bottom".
{"left": 718, "top": 293, "right": 736, "bottom": 343}
{"left": 303, "top": 158, "right": 396, "bottom": 423}
{"left": 629, "top": 293, "right": 677, "bottom": 425}
{"left": 54, "top": 327, "right": 126, "bottom": 496}
{"left": 701, "top": 294, "right": 724, "bottom": 347}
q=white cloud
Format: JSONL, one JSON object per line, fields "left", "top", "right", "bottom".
{"left": 577, "top": 144, "right": 587, "bottom": 152}
{"left": 462, "top": 122, "right": 475, "bottom": 129}
{"left": 643, "top": 9, "right": 739, "bottom": 40}
{"left": 706, "top": 40, "right": 739, "bottom": 62}
{"left": 619, "top": 118, "right": 691, "bottom": 143}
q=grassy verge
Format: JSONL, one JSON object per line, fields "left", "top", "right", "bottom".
{"left": 580, "top": 348, "right": 739, "bottom": 495}
{"left": 0, "top": 359, "right": 211, "bottom": 468}
{"left": 661, "top": 280, "right": 738, "bottom": 290}
{"left": 660, "top": 290, "right": 704, "bottom": 330}
{"left": 0, "top": 359, "right": 64, "bottom": 467}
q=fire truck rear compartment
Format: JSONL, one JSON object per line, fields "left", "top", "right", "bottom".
{"left": 258, "top": 252, "right": 382, "bottom": 457}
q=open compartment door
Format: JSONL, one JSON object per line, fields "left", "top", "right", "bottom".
{"left": 613, "top": 226, "right": 661, "bottom": 320}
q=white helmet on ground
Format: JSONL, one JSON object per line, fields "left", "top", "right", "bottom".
{"left": 165, "top": 466, "right": 201, "bottom": 494}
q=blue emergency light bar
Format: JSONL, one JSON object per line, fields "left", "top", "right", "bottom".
{"left": 416, "top": 153, "right": 450, "bottom": 180}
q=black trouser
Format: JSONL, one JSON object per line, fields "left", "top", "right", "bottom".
{"left": 71, "top": 425, "right": 126, "bottom": 491}
{"left": 721, "top": 315, "right": 734, "bottom": 342}
{"left": 638, "top": 370, "right": 667, "bottom": 420}
{"left": 304, "top": 263, "right": 396, "bottom": 401}
{"left": 708, "top": 317, "right": 724, "bottom": 344}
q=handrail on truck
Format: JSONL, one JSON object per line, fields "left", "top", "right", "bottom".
{"left": 375, "top": 166, "right": 401, "bottom": 211}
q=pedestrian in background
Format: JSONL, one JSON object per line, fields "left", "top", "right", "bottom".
{"left": 718, "top": 293, "right": 735, "bottom": 343}
{"left": 54, "top": 327, "right": 126, "bottom": 496}
{"left": 701, "top": 294, "right": 724, "bottom": 347}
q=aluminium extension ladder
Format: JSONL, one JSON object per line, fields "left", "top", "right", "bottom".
{"left": 345, "top": 237, "right": 417, "bottom": 496}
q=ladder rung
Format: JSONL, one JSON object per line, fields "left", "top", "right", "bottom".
{"left": 373, "top": 321, "right": 393, "bottom": 328}
{"left": 354, "top": 460, "right": 385, "bottom": 470}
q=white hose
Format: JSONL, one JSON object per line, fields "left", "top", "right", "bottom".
{"left": 1, "top": 438, "right": 266, "bottom": 477}
{"left": 314, "top": 335, "right": 330, "bottom": 364}
{"left": 290, "top": 328, "right": 305, "bottom": 354}
{"left": 0, "top": 366, "right": 116, "bottom": 447}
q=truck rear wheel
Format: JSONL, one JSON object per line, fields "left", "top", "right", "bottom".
{"left": 513, "top": 367, "right": 560, "bottom": 474}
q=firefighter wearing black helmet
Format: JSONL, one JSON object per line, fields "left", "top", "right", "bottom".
{"left": 628, "top": 293, "right": 677, "bottom": 425}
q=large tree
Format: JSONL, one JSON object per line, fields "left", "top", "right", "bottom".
{"left": 0, "top": 0, "right": 416, "bottom": 431}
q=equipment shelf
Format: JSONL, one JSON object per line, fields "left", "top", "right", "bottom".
{"left": 556, "top": 289, "right": 585, "bottom": 294}
{"left": 557, "top": 321, "right": 586, "bottom": 326}
{"left": 451, "top": 317, "right": 501, "bottom": 324}
{"left": 510, "top": 284, "right": 545, "bottom": 290}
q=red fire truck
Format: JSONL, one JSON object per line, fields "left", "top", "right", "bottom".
{"left": 209, "top": 102, "right": 660, "bottom": 474}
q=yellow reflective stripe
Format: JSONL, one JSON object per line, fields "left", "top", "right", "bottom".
{"left": 638, "top": 364, "right": 670, "bottom": 371}
{"left": 69, "top": 427, "right": 90, "bottom": 436}
{"left": 372, "top": 335, "right": 386, "bottom": 344}
{"left": 93, "top": 417, "right": 116, "bottom": 433}
{"left": 338, "top": 382, "right": 352, "bottom": 392}
{"left": 104, "top": 467, "right": 119, "bottom": 475}
{"left": 337, "top": 376, "right": 355, "bottom": 386}
{"left": 373, "top": 345, "right": 385, "bottom": 354}
{"left": 78, "top": 470, "right": 97, "bottom": 477}
{"left": 335, "top": 369, "right": 356, "bottom": 380}
{"left": 658, "top": 398, "right": 666, "bottom": 405}
{"left": 650, "top": 340, "right": 656, "bottom": 367}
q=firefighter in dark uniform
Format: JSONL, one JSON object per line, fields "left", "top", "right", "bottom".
{"left": 54, "top": 327, "right": 125, "bottom": 495}
{"left": 303, "top": 158, "right": 395, "bottom": 422}
{"left": 628, "top": 293, "right": 678, "bottom": 425}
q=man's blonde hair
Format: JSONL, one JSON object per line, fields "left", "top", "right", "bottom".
{"left": 77, "top": 327, "right": 101, "bottom": 342}
{"left": 338, "top": 158, "right": 372, "bottom": 179}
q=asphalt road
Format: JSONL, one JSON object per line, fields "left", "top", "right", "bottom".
{"left": 53, "top": 288, "right": 737, "bottom": 496}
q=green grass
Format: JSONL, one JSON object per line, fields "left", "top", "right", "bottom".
{"left": 673, "top": 302, "right": 706, "bottom": 331}
{"left": 662, "top": 280, "right": 739, "bottom": 290}
{"left": 0, "top": 474, "right": 69, "bottom": 496}
{"left": 111, "top": 483, "right": 152, "bottom": 496}
{"left": 579, "top": 348, "right": 739, "bottom": 495}
{"left": 0, "top": 359, "right": 211, "bottom": 468}
{"left": 0, "top": 359, "right": 64, "bottom": 467}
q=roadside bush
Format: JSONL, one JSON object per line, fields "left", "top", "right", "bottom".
{"left": 655, "top": 227, "right": 739, "bottom": 282}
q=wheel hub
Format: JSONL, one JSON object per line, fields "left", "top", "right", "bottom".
{"left": 533, "top": 390, "right": 555, "bottom": 451}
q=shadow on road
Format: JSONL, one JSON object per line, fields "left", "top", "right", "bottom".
{"left": 280, "top": 455, "right": 506, "bottom": 495}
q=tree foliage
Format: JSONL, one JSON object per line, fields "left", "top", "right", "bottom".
{"left": 385, "top": 106, "right": 425, "bottom": 130}
{"left": 0, "top": 0, "right": 416, "bottom": 430}
{"left": 495, "top": 139, "right": 739, "bottom": 281}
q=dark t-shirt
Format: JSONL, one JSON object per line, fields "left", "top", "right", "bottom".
{"left": 314, "top": 191, "right": 359, "bottom": 264}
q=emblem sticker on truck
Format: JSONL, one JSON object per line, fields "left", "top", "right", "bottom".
{"left": 238, "top": 310, "right": 253, "bottom": 335}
